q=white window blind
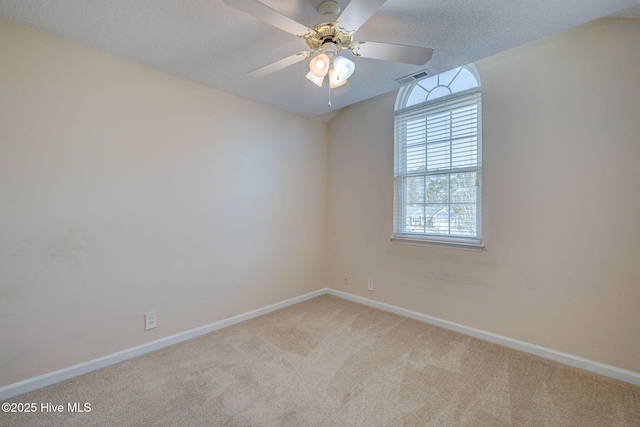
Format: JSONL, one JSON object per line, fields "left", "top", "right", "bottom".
{"left": 394, "top": 91, "right": 482, "bottom": 244}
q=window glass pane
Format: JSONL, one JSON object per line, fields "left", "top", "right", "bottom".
{"left": 438, "top": 67, "right": 461, "bottom": 87}
{"left": 405, "top": 204, "right": 425, "bottom": 232}
{"left": 405, "top": 176, "right": 425, "bottom": 203}
{"left": 417, "top": 76, "right": 438, "bottom": 92}
{"left": 451, "top": 172, "right": 477, "bottom": 203}
{"left": 403, "top": 67, "right": 478, "bottom": 109}
{"left": 450, "top": 204, "right": 477, "bottom": 236}
{"left": 449, "top": 68, "right": 479, "bottom": 94}
{"left": 406, "top": 85, "right": 428, "bottom": 107}
{"left": 427, "top": 86, "right": 451, "bottom": 102}
{"left": 424, "top": 205, "right": 449, "bottom": 234}
{"left": 425, "top": 174, "right": 449, "bottom": 203}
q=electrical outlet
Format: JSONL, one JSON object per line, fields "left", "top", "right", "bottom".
{"left": 144, "top": 311, "right": 157, "bottom": 330}
{"left": 367, "top": 278, "right": 374, "bottom": 291}
{"left": 343, "top": 274, "right": 349, "bottom": 286}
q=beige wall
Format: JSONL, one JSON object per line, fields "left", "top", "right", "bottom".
{"left": 2, "top": 15, "right": 639, "bottom": 389}
{"left": 0, "top": 19, "right": 327, "bottom": 387}
{"left": 328, "top": 18, "right": 640, "bottom": 373}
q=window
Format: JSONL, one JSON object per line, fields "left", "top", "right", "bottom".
{"left": 393, "top": 66, "right": 483, "bottom": 250}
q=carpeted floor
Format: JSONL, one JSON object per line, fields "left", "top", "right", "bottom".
{"left": 2, "top": 295, "right": 639, "bottom": 426}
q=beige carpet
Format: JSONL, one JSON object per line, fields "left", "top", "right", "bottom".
{"left": 2, "top": 295, "right": 639, "bottom": 426}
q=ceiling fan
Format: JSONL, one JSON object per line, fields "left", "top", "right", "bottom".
{"left": 223, "top": 0, "right": 433, "bottom": 91}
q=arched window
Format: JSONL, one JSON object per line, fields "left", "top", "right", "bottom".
{"left": 393, "top": 65, "right": 483, "bottom": 249}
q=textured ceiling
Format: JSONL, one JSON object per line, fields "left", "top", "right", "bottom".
{"left": 1, "top": 0, "right": 638, "bottom": 120}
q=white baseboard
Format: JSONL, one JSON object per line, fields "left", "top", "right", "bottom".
{"left": 326, "top": 289, "right": 640, "bottom": 387}
{"left": 2, "top": 287, "right": 638, "bottom": 401}
{"left": 0, "top": 289, "right": 326, "bottom": 401}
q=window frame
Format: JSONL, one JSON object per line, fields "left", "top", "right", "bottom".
{"left": 392, "top": 66, "right": 484, "bottom": 251}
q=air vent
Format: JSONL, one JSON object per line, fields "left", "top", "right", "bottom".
{"left": 396, "top": 69, "right": 432, "bottom": 85}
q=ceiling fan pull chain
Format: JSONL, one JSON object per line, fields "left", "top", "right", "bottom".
{"left": 328, "top": 82, "right": 332, "bottom": 108}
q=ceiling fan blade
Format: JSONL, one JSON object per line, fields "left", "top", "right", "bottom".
{"left": 224, "top": 0, "right": 311, "bottom": 37}
{"left": 352, "top": 41, "right": 433, "bottom": 65}
{"left": 337, "top": 0, "right": 388, "bottom": 32}
{"left": 248, "top": 52, "right": 311, "bottom": 77}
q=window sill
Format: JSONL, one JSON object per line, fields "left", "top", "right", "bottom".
{"left": 390, "top": 236, "right": 485, "bottom": 252}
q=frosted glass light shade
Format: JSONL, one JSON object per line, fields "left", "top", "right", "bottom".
{"left": 329, "top": 56, "right": 355, "bottom": 88}
{"left": 332, "top": 56, "right": 355, "bottom": 79}
{"left": 329, "top": 68, "right": 347, "bottom": 88}
{"left": 306, "top": 71, "right": 324, "bottom": 87}
{"left": 309, "top": 54, "right": 330, "bottom": 77}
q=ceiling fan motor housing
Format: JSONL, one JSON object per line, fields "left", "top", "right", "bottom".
{"left": 304, "top": 0, "right": 354, "bottom": 52}
{"left": 321, "top": 41, "right": 338, "bottom": 58}
{"left": 304, "top": 21, "right": 354, "bottom": 52}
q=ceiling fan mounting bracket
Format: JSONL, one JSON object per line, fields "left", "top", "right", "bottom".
{"left": 317, "top": 0, "right": 340, "bottom": 16}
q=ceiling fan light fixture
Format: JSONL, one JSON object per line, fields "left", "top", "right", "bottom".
{"left": 224, "top": 0, "right": 434, "bottom": 97}
{"left": 306, "top": 71, "right": 325, "bottom": 87}
{"left": 332, "top": 56, "right": 355, "bottom": 79}
{"left": 329, "top": 55, "right": 355, "bottom": 89}
{"left": 329, "top": 68, "right": 348, "bottom": 89}
{"left": 309, "top": 53, "right": 330, "bottom": 77}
